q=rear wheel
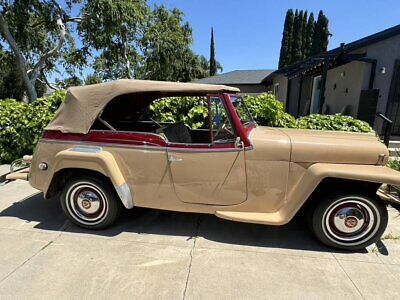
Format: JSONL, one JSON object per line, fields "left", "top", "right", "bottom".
{"left": 311, "top": 192, "right": 388, "bottom": 250}
{"left": 60, "top": 176, "right": 121, "bottom": 229}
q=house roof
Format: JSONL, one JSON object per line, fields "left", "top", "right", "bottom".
{"left": 195, "top": 69, "right": 275, "bottom": 85}
{"left": 262, "top": 24, "right": 400, "bottom": 83}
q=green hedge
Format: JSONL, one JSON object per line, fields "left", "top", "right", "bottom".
{"left": 0, "top": 91, "right": 374, "bottom": 164}
{"left": 244, "top": 93, "right": 297, "bottom": 128}
{"left": 296, "top": 114, "right": 373, "bottom": 133}
{"left": 0, "top": 91, "right": 65, "bottom": 163}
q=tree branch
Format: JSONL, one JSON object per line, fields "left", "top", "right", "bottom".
{"left": 39, "top": 71, "right": 58, "bottom": 90}
{"left": 30, "top": 15, "right": 66, "bottom": 84}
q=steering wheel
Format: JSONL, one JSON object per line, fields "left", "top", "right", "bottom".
{"left": 150, "top": 117, "right": 163, "bottom": 129}
{"left": 214, "top": 119, "right": 234, "bottom": 140}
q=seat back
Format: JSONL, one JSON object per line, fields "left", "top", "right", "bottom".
{"left": 163, "top": 123, "right": 193, "bottom": 144}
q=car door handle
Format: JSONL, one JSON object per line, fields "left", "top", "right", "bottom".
{"left": 168, "top": 156, "right": 183, "bottom": 162}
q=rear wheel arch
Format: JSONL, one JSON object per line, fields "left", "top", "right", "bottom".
{"left": 46, "top": 168, "right": 113, "bottom": 199}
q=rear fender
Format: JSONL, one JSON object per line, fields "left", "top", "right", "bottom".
{"left": 46, "top": 147, "right": 133, "bottom": 209}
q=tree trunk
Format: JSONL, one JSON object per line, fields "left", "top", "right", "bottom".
{"left": 0, "top": 14, "right": 37, "bottom": 103}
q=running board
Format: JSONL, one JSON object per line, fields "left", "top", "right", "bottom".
{"left": 215, "top": 211, "right": 287, "bottom": 226}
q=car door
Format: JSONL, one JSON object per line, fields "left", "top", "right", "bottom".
{"left": 168, "top": 96, "right": 247, "bottom": 206}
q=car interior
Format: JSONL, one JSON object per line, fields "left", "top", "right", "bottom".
{"left": 91, "top": 93, "right": 236, "bottom": 144}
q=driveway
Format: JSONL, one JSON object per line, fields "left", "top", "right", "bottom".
{"left": 0, "top": 165, "right": 400, "bottom": 299}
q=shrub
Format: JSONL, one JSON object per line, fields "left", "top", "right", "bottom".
{"left": 0, "top": 91, "right": 65, "bottom": 163}
{"left": 387, "top": 159, "right": 400, "bottom": 171}
{"left": 244, "top": 93, "right": 296, "bottom": 128}
{"left": 296, "top": 114, "right": 374, "bottom": 133}
{"left": 149, "top": 96, "right": 209, "bottom": 129}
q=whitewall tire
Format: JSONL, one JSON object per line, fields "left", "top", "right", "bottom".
{"left": 60, "top": 176, "right": 121, "bottom": 229}
{"left": 311, "top": 193, "right": 388, "bottom": 250}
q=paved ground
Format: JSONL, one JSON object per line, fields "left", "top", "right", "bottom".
{"left": 1, "top": 165, "right": 400, "bottom": 299}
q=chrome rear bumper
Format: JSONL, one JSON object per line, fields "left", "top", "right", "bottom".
{"left": 0, "top": 156, "right": 31, "bottom": 186}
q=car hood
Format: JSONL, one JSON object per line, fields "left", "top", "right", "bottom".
{"left": 251, "top": 126, "right": 389, "bottom": 165}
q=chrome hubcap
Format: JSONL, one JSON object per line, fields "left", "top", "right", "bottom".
{"left": 66, "top": 183, "right": 108, "bottom": 225}
{"left": 333, "top": 207, "right": 365, "bottom": 233}
{"left": 323, "top": 197, "right": 380, "bottom": 246}
{"left": 77, "top": 190, "right": 100, "bottom": 214}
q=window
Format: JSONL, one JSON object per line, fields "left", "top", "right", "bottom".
{"left": 209, "top": 97, "right": 236, "bottom": 143}
{"left": 91, "top": 94, "right": 237, "bottom": 145}
{"left": 229, "top": 96, "right": 254, "bottom": 126}
{"left": 274, "top": 83, "right": 279, "bottom": 97}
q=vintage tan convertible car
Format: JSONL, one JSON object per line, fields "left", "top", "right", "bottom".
{"left": 3, "top": 79, "right": 400, "bottom": 250}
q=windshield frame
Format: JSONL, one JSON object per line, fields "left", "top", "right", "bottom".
{"left": 228, "top": 95, "right": 256, "bottom": 127}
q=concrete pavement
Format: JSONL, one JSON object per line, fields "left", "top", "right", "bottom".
{"left": 1, "top": 165, "right": 400, "bottom": 299}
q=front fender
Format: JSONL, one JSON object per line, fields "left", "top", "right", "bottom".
{"left": 45, "top": 147, "right": 133, "bottom": 209}
{"left": 283, "top": 163, "right": 400, "bottom": 223}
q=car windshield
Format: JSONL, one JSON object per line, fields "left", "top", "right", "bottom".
{"left": 230, "top": 96, "right": 254, "bottom": 126}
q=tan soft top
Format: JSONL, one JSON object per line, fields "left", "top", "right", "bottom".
{"left": 46, "top": 79, "right": 240, "bottom": 134}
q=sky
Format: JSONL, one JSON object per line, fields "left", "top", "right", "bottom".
{"left": 148, "top": 0, "right": 400, "bottom": 72}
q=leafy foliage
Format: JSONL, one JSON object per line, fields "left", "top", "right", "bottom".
{"left": 244, "top": 93, "right": 297, "bottom": 128}
{"left": 149, "top": 96, "right": 209, "bottom": 129}
{"left": 0, "top": 90, "right": 65, "bottom": 163}
{"left": 387, "top": 159, "right": 400, "bottom": 171}
{"left": 296, "top": 114, "right": 374, "bottom": 133}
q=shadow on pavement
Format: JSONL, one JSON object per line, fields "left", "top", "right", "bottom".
{"left": 0, "top": 192, "right": 374, "bottom": 254}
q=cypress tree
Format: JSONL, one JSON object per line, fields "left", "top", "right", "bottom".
{"left": 291, "top": 10, "right": 303, "bottom": 64}
{"left": 301, "top": 10, "right": 308, "bottom": 59}
{"left": 319, "top": 12, "right": 330, "bottom": 52}
{"left": 310, "top": 10, "right": 330, "bottom": 56}
{"left": 278, "top": 9, "right": 294, "bottom": 68}
{"left": 304, "top": 12, "right": 315, "bottom": 58}
{"left": 209, "top": 27, "right": 217, "bottom": 76}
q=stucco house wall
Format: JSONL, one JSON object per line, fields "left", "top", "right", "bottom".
{"left": 360, "top": 34, "right": 400, "bottom": 117}
{"left": 268, "top": 74, "right": 288, "bottom": 104}
{"left": 324, "top": 61, "right": 371, "bottom": 117}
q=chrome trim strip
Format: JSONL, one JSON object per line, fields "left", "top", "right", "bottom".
{"left": 40, "top": 138, "right": 253, "bottom": 153}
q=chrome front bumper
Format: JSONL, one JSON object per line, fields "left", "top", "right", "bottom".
{"left": 378, "top": 184, "right": 400, "bottom": 205}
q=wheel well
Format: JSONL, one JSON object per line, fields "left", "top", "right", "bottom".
{"left": 46, "top": 168, "right": 113, "bottom": 198}
{"left": 302, "top": 177, "right": 383, "bottom": 212}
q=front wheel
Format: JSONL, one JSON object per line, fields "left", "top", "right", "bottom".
{"left": 60, "top": 176, "right": 121, "bottom": 229}
{"left": 311, "top": 193, "right": 388, "bottom": 250}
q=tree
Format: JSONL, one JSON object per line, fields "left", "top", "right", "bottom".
{"left": 55, "top": 75, "right": 82, "bottom": 89}
{"left": 290, "top": 10, "right": 303, "bottom": 64}
{"left": 0, "top": 47, "right": 46, "bottom": 100}
{"left": 304, "top": 12, "right": 315, "bottom": 58}
{"left": 209, "top": 27, "right": 217, "bottom": 76}
{"left": 0, "top": 0, "right": 83, "bottom": 103}
{"left": 1, "top": 1, "right": 216, "bottom": 100}
{"left": 301, "top": 10, "right": 308, "bottom": 59}
{"left": 140, "top": 6, "right": 210, "bottom": 82}
{"left": 80, "top": 0, "right": 149, "bottom": 80}
{"left": 278, "top": 9, "right": 294, "bottom": 68}
{"left": 278, "top": 9, "right": 330, "bottom": 66}
{"left": 85, "top": 74, "right": 102, "bottom": 85}
{"left": 310, "top": 10, "right": 330, "bottom": 56}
